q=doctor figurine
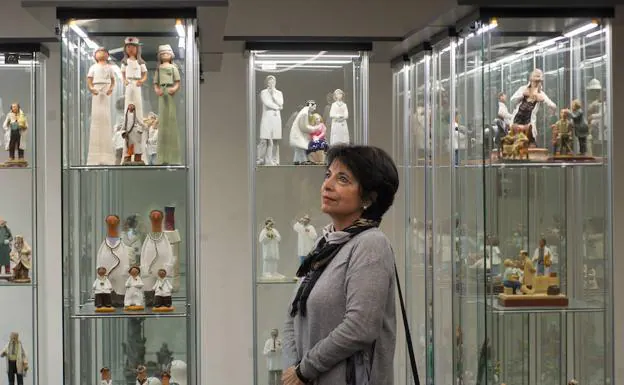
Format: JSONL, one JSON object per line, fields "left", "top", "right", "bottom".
{"left": 119, "top": 103, "right": 145, "bottom": 165}
{"left": 136, "top": 365, "right": 159, "bottom": 385}
{"left": 100, "top": 367, "right": 112, "bottom": 385}
{"left": 263, "top": 329, "right": 283, "bottom": 385}
{"left": 152, "top": 268, "right": 174, "bottom": 312}
{"left": 289, "top": 100, "right": 317, "bottom": 165}
{"left": 141, "top": 210, "right": 174, "bottom": 306}
{"left": 96, "top": 215, "right": 131, "bottom": 307}
{"left": 2, "top": 103, "right": 28, "bottom": 167}
{"left": 153, "top": 44, "right": 181, "bottom": 165}
{"left": 93, "top": 266, "right": 114, "bottom": 312}
{"left": 532, "top": 238, "right": 553, "bottom": 276}
{"left": 259, "top": 217, "right": 284, "bottom": 280}
{"left": 121, "top": 37, "right": 147, "bottom": 121}
{"left": 124, "top": 265, "right": 145, "bottom": 311}
{"left": 510, "top": 69, "right": 556, "bottom": 147}
{"left": 87, "top": 47, "right": 116, "bottom": 165}
{"left": 329, "top": 89, "right": 349, "bottom": 145}
{"left": 293, "top": 215, "right": 317, "bottom": 265}
{"left": 10, "top": 235, "right": 31, "bottom": 283}
{"left": 257, "top": 75, "right": 284, "bottom": 166}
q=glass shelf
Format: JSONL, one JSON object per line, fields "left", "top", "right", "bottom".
{"left": 71, "top": 298, "right": 188, "bottom": 319}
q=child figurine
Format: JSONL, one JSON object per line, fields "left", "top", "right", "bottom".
{"left": 306, "top": 113, "right": 328, "bottom": 164}
{"left": 10, "top": 235, "right": 31, "bottom": 283}
{"left": 552, "top": 109, "right": 574, "bottom": 155}
{"left": 153, "top": 44, "right": 181, "bottom": 165}
{"left": 2, "top": 103, "right": 28, "bottom": 166}
{"left": 124, "top": 265, "right": 145, "bottom": 311}
{"left": 93, "top": 266, "right": 114, "bottom": 312}
{"left": 570, "top": 99, "right": 590, "bottom": 155}
{"left": 100, "top": 367, "right": 112, "bottom": 385}
{"left": 87, "top": 47, "right": 116, "bottom": 165}
{"left": 152, "top": 268, "right": 174, "bottom": 312}
{"left": 502, "top": 259, "right": 521, "bottom": 294}
{"left": 119, "top": 103, "right": 145, "bottom": 165}
{"left": 144, "top": 112, "right": 159, "bottom": 165}
{"left": 121, "top": 37, "right": 147, "bottom": 122}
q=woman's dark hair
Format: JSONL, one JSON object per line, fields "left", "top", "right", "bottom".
{"left": 326, "top": 144, "right": 399, "bottom": 221}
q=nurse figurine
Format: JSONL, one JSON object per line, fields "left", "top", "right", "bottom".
{"left": 153, "top": 44, "right": 181, "bottom": 165}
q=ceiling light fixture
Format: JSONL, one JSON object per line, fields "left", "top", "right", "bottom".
{"left": 564, "top": 21, "right": 598, "bottom": 38}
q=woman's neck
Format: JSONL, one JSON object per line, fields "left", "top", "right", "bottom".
{"left": 331, "top": 213, "right": 362, "bottom": 231}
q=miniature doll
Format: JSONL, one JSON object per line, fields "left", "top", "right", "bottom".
{"left": 0, "top": 219, "right": 13, "bottom": 277}
{"left": 119, "top": 103, "right": 145, "bottom": 165}
{"left": 306, "top": 113, "right": 328, "bottom": 164}
{"left": 96, "top": 215, "right": 131, "bottom": 306}
{"left": 552, "top": 109, "right": 574, "bottom": 155}
{"left": 289, "top": 100, "right": 317, "bottom": 165}
{"left": 141, "top": 210, "right": 174, "bottom": 305}
{"left": 144, "top": 112, "right": 159, "bottom": 165}
{"left": 2, "top": 103, "right": 28, "bottom": 166}
{"left": 152, "top": 268, "right": 173, "bottom": 311}
{"left": 93, "top": 266, "right": 114, "bottom": 311}
{"left": 510, "top": 69, "right": 556, "bottom": 146}
{"left": 153, "top": 44, "right": 181, "bottom": 165}
{"left": 87, "top": 47, "right": 116, "bottom": 165}
{"left": 10, "top": 235, "right": 31, "bottom": 283}
{"left": 100, "top": 367, "right": 112, "bottom": 385}
{"left": 136, "top": 365, "right": 154, "bottom": 385}
{"left": 124, "top": 265, "right": 145, "bottom": 310}
{"left": 113, "top": 124, "right": 125, "bottom": 165}
{"left": 570, "top": 99, "right": 590, "bottom": 155}
{"left": 329, "top": 88, "right": 349, "bottom": 145}
{"left": 263, "top": 328, "right": 283, "bottom": 385}
{"left": 259, "top": 217, "right": 284, "bottom": 280}
{"left": 532, "top": 238, "right": 553, "bottom": 276}
{"left": 257, "top": 75, "right": 284, "bottom": 166}
{"left": 121, "top": 37, "right": 147, "bottom": 121}
{"left": 1, "top": 332, "right": 28, "bottom": 384}
{"left": 502, "top": 259, "right": 521, "bottom": 294}
{"left": 156, "top": 343, "right": 174, "bottom": 371}
{"left": 292, "top": 215, "right": 317, "bottom": 265}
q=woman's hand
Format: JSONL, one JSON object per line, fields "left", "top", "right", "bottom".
{"left": 282, "top": 366, "right": 304, "bottom": 385}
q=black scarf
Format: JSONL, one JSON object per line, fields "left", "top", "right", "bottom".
{"left": 290, "top": 218, "right": 379, "bottom": 317}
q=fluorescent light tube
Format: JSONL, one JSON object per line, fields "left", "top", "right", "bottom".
{"left": 564, "top": 22, "right": 598, "bottom": 38}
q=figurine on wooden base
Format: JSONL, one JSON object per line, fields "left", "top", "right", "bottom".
{"left": 152, "top": 268, "right": 174, "bottom": 312}
{"left": 502, "top": 259, "right": 521, "bottom": 294}
{"left": 124, "top": 265, "right": 145, "bottom": 311}
{"left": 2, "top": 103, "right": 28, "bottom": 167}
{"left": 100, "top": 367, "right": 112, "bottom": 385}
{"left": 259, "top": 217, "right": 286, "bottom": 281}
{"left": 500, "top": 126, "right": 529, "bottom": 161}
{"left": 552, "top": 109, "right": 574, "bottom": 156}
{"left": 93, "top": 266, "right": 115, "bottom": 313}
{"left": 532, "top": 238, "right": 553, "bottom": 276}
{"left": 10, "top": 235, "right": 31, "bottom": 283}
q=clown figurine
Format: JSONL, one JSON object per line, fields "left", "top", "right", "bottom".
{"left": 153, "top": 44, "right": 181, "bottom": 165}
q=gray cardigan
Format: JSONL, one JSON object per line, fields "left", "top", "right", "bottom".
{"left": 282, "top": 227, "right": 397, "bottom": 385}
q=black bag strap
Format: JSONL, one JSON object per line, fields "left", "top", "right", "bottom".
{"left": 394, "top": 262, "right": 421, "bottom": 385}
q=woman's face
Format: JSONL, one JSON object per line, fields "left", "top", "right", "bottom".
{"left": 321, "top": 160, "right": 363, "bottom": 219}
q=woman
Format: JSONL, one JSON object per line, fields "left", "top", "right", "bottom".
{"left": 282, "top": 144, "right": 400, "bottom": 385}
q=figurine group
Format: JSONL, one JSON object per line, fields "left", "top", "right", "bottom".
{"left": 1, "top": 103, "right": 28, "bottom": 167}
{"left": 101, "top": 362, "right": 186, "bottom": 385}
{"left": 0, "top": 218, "right": 32, "bottom": 283}
{"left": 87, "top": 38, "right": 181, "bottom": 166}
{"left": 502, "top": 238, "right": 559, "bottom": 297}
{"left": 94, "top": 209, "right": 175, "bottom": 313}
{"left": 550, "top": 99, "right": 591, "bottom": 156}
{"left": 256, "top": 75, "right": 348, "bottom": 166}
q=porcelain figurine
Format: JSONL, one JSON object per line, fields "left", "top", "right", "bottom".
{"left": 122, "top": 214, "right": 145, "bottom": 266}
{"left": 10, "top": 235, "right": 31, "bottom": 283}
{"left": 2, "top": 103, "right": 28, "bottom": 166}
{"left": 570, "top": 100, "right": 590, "bottom": 155}
{"left": 124, "top": 265, "right": 145, "bottom": 310}
{"left": 96, "top": 215, "right": 131, "bottom": 306}
{"left": 153, "top": 44, "right": 181, "bottom": 165}
{"left": 121, "top": 37, "right": 147, "bottom": 122}
{"left": 307, "top": 113, "right": 329, "bottom": 164}
{"left": 93, "top": 266, "right": 114, "bottom": 312}
{"left": 144, "top": 112, "right": 159, "bottom": 165}
{"left": 329, "top": 89, "right": 349, "bottom": 145}
{"left": 501, "top": 125, "right": 529, "bottom": 160}
{"left": 119, "top": 104, "right": 145, "bottom": 165}
{"left": 113, "top": 97, "right": 126, "bottom": 165}
{"left": 0, "top": 219, "right": 13, "bottom": 277}
{"left": 293, "top": 215, "right": 317, "bottom": 265}
{"left": 263, "top": 329, "right": 283, "bottom": 385}
{"left": 140, "top": 210, "right": 174, "bottom": 297}
{"left": 289, "top": 100, "right": 317, "bottom": 165}
{"left": 259, "top": 217, "right": 284, "bottom": 280}
{"left": 532, "top": 238, "right": 553, "bottom": 276}
{"left": 552, "top": 109, "right": 574, "bottom": 155}
{"left": 100, "top": 367, "right": 112, "bottom": 385}
{"left": 152, "top": 268, "right": 174, "bottom": 312}
{"left": 87, "top": 47, "right": 116, "bottom": 165}
{"left": 257, "top": 75, "right": 284, "bottom": 166}
{"left": 510, "top": 69, "right": 556, "bottom": 146}
{"left": 170, "top": 360, "right": 187, "bottom": 385}
{"left": 136, "top": 365, "right": 160, "bottom": 385}
{"left": 1, "top": 332, "right": 28, "bottom": 384}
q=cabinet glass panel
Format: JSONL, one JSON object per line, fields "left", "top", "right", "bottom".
{"left": 0, "top": 46, "right": 45, "bottom": 385}
{"left": 61, "top": 17, "right": 199, "bottom": 385}
{"left": 450, "top": 16, "right": 612, "bottom": 385}
{"left": 248, "top": 49, "right": 369, "bottom": 385}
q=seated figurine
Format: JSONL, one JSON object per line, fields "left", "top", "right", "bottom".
{"left": 502, "top": 259, "right": 521, "bottom": 294}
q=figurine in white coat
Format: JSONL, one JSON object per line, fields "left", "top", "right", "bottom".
{"left": 152, "top": 268, "right": 174, "bottom": 311}
{"left": 259, "top": 217, "right": 284, "bottom": 280}
{"left": 289, "top": 100, "right": 317, "bottom": 165}
{"left": 121, "top": 37, "right": 147, "bottom": 121}
{"left": 141, "top": 210, "right": 174, "bottom": 303}
{"left": 87, "top": 47, "right": 116, "bottom": 165}
{"left": 93, "top": 266, "right": 114, "bottom": 311}
{"left": 329, "top": 89, "right": 349, "bottom": 145}
{"left": 119, "top": 103, "right": 145, "bottom": 165}
{"left": 257, "top": 75, "right": 284, "bottom": 166}
{"left": 124, "top": 265, "right": 145, "bottom": 310}
{"left": 293, "top": 215, "right": 317, "bottom": 265}
{"left": 96, "top": 215, "right": 131, "bottom": 307}
{"left": 263, "top": 329, "right": 283, "bottom": 385}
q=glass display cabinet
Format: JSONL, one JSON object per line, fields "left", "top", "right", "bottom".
{"left": 0, "top": 43, "right": 46, "bottom": 385}
{"left": 60, "top": 15, "right": 200, "bottom": 385}
{"left": 247, "top": 45, "right": 369, "bottom": 385}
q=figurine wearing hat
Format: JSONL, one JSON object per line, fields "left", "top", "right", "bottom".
{"left": 293, "top": 214, "right": 317, "bottom": 265}
{"left": 87, "top": 47, "right": 116, "bottom": 165}
{"left": 153, "top": 44, "right": 181, "bottom": 165}
{"left": 124, "top": 265, "right": 145, "bottom": 310}
{"left": 121, "top": 37, "right": 147, "bottom": 122}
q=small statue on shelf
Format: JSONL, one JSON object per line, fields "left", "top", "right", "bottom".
{"left": 141, "top": 210, "right": 174, "bottom": 306}
{"left": 169, "top": 360, "right": 187, "bottom": 385}
{"left": 584, "top": 265, "right": 599, "bottom": 290}
{"left": 329, "top": 89, "right": 349, "bottom": 145}
{"left": 0, "top": 219, "right": 13, "bottom": 278}
{"left": 500, "top": 125, "right": 529, "bottom": 160}
{"left": 121, "top": 37, "right": 147, "bottom": 122}
{"left": 144, "top": 112, "right": 159, "bottom": 166}
{"left": 119, "top": 103, "right": 146, "bottom": 165}
{"left": 257, "top": 75, "right": 284, "bottom": 166}
{"left": 293, "top": 215, "right": 317, "bottom": 265}
{"left": 153, "top": 44, "right": 181, "bottom": 165}
{"left": 570, "top": 100, "right": 590, "bottom": 156}
{"left": 519, "top": 250, "right": 536, "bottom": 292}
{"left": 10, "top": 235, "right": 31, "bottom": 283}
{"left": 87, "top": 47, "right": 116, "bottom": 166}
{"left": 122, "top": 214, "right": 145, "bottom": 266}
{"left": 161, "top": 372, "right": 171, "bottom": 385}
{"left": 263, "top": 328, "right": 283, "bottom": 385}
{"left": 0, "top": 332, "right": 28, "bottom": 384}
{"left": 96, "top": 215, "right": 131, "bottom": 307}
{"left": 152, "top": 269, "right": 174, "bottom": 312}
{"left": 136, "top": 365, "right": 159, "bottom": 385}
{"left": 289, "top": 100, "right": 317, "bottom": 165}
{"left": 124, "top": 265, "right": 145, "bottom": 311}
{"left": 532, "top": 238, "right": 553, "bottom": 276}
{"left": 552, "top": 109, "right": 574, "bottom": 156}
{"left": 259, "top": 218, "right": 285, "bottom": 280}
{"left": 2, "top": 103, "right": 28, "bottom": 167}
{"left": 156, "top": 343, "right": 174, "bottom": 372}
{"left": 306, "top": 113, "right": 329, "bottom": 164}
{"left": 502, "top": 259, "right": 522, "bottom": 294}
{"left": 100, "top": 367, "right": 112, "bottom": 385}
{"left": 93, "top": 266, "right": 114, "bottom": 312}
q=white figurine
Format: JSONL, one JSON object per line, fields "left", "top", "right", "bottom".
{"left": 532, "top": 238, "right": 554, "bottom": 276}
{"left": 257, "top": 75, "right": 284, "bottom": 166}
{"left": 124, "top": 265, "right": 145, "bottom": 310}
{"left": 170, "top": 360, "right": 187, "bottom": 385}
{"left": 121, "top": 214, "right": 144, "bottom": 266}
{"left": 10, "top": 235, "right": 31, "bottom": 283}
{"left": 329, "top": 89, "right": 349, "bottom": 145}
{"left": 144, "top": 112, "right": 159, "bottom": 165}
{"left": 259, "top": 218, "right": 284, "bottom": 280}
{"left": 263, "top": 329, "right": 283, "bottom": 385}
{"left": 93, "top": 266, "right": 114, "bottom": 311}
{"left": 119, "top": 103, "right": 145, "bottom": 165}
{"left": 121, "top": 37, "right": 147, "bottom": 121}
{"left": 96, "top": 215, "right": 131, "bottom": 304}
{"left": 153, "top": 268, "right": 174, "bottom": 311}
{"left": 289, "top": 100, "right": 317, "bottom": 165}
{"left": 293, "top": 215, "right": 317, "bottom": 265}
{"left": 140, "top": 210, "right": 174, "bottom": 292}
{"left": 86, "top": 47, "right": 116, "bottom": 165}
